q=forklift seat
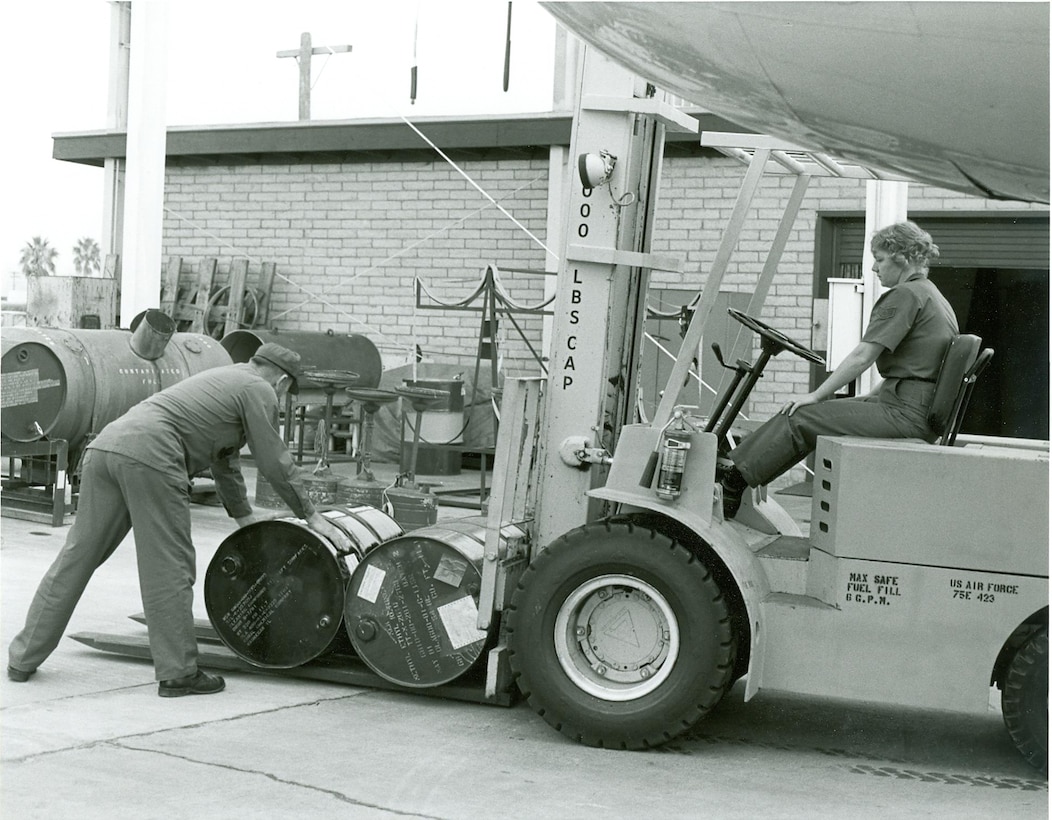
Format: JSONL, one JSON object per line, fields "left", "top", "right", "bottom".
{"left": 927, "top": 334, "right": 994, "bottom": 446}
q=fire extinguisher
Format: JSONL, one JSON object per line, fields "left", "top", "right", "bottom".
{"left": 654, "top": 410, "right": 696, "bottom": 500}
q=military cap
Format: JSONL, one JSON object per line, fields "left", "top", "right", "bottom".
{"left": 251, "top": 343, "right": 303, "bottom": 391}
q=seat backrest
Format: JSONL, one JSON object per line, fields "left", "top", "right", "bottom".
{"left": 928, "top": 334, "right": 981, "bottom": 437}
{"left": 943, "top": 347, "right": 994, "bottom": 445}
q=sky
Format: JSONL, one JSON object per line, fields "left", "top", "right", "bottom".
{"left": 0, "top": 0, "right": 558, "bottom": 294}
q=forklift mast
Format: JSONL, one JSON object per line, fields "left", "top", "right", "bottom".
{"left": 532, "top": 47, "right": 695, "bottom": 548}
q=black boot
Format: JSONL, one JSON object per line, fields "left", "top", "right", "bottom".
{"left": 721, "top": 466, "right": 748, "bottom": 519}
{"left": 7, "top": 666, "right": 35, "bottom": 683}
{"left": 158, "top": 669, "right": 226, "bottom": 698}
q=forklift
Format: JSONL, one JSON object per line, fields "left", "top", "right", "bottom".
{"left": 68, "top": 41, "right": 1047, "bottom": 778}
{"left": 479, "top": 48, "right": 1048, "bottom": 774}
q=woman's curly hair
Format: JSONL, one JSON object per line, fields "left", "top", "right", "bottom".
{"left": 871, "top": 221, "right": 940, "bottom": 269}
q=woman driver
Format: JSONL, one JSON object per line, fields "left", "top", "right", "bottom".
{"left": 721, "top": 221, "right": 959, "bottom": 518}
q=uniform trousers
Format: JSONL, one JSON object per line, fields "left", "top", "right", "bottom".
{"left": 8, "top": 449, "right": 199, "bottom": 681}
{"left": 731, "top": 378, "right": 937, "bottom": 487}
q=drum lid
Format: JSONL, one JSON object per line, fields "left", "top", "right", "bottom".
{"left": 345, "top": 533, "right": 488, "bottom": 688}
{"left": 205, "top": 520, "right": 347, "bottom": 668}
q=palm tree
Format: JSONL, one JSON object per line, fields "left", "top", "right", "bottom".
{"left": 19, "top": 236, "right": 58, "bottom": 277}
{"left": 73, "top": 237, "right": 101, "bottom": 275}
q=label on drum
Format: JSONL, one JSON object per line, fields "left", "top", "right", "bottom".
{"left": 221, "top": 571, "right": 296, "bottom": 647}
{"left": 357, "top": 564, "right": 386, "bottom": 604}
{"left": 1, "top": 370, "right": 60, "bottom": 408}
{"left": 437, "top": 596, "right": 487, "bottom": 650}
{"left": 433, "top": 553, "right": 469, "bottom": 588}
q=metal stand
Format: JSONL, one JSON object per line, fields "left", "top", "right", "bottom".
{"left": 345, "top": 387, "right": 400, "bottom": 480}
{"left": 415, "top": 262, "right": 555, "bottom": 447}
{"left": 1, "top": 438, "right": 72, "bottom": 527}
{"left": 280, "top": 370, "right": 360, "bottom": 466}
{"left": 260, "top": 370, "right": 360, "bottom": 509}
{"left": 395, "top": 384, "right": 449, "bottom": 483}
{"left": 303, "top": 369, "right": 360, "bottom": 473}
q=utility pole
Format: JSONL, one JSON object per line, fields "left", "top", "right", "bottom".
{"left": 277, "top": 33, "right": 352, "bottom": 120}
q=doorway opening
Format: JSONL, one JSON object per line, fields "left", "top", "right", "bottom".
{"left": 929, "top": 267, "right": 1049, "bottom": 439}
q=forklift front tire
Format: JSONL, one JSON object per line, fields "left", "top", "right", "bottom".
{"left": 506, "top": 519, "right": 736, "bottom": 749}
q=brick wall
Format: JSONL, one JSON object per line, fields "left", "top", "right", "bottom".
{"left": 655, "top": 155, "right": 1049, "bottom": 420}
{"left": 162, "top": 149, "right": 1047, "bottom": 483}
{"left": 163, "top": 156, "right": 552, "bottom": 376}
{"left": 652, "top": 153, "right": 1048, "bottom": 483}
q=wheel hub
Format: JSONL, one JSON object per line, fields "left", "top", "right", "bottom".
{"left": 554, "top": 574, "right": 680, "bottom": 701}
{"left": 576, "top": 587, "right": 670, "bottom": 683}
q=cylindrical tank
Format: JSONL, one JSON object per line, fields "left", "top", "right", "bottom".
{"left": 401, "top": 378, "right": 464, "bottom": 475}
{"left": 345, "top": 517, "right": 526, "bottom": 688}
{"left": 204, "top": 505, "right": 403, "bottom": 669}
{"left": 221, "top": 329, "right": 382, "bottom": 390}
{"left": 1, "top": 326, "right": 231, "bottom": 445}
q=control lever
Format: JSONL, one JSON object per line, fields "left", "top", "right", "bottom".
{"left": 711, "top": 342, "right": 751, "bottom": 374}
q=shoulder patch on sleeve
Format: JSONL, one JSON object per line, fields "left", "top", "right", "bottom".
{"left": 871, "top": 305, "right": 897, "bottom": 321}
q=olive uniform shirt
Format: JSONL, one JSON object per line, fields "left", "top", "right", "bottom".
{"left": 88, "top": 363, "right": 315, "bottom": 520}
{"left": 862, "top": 273, "right": 959, "bottom": 380}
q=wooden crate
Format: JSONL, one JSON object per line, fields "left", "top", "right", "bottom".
{"left": 27, "top": 275, "right": 117, "bottom": 329}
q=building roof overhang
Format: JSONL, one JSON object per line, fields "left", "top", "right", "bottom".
{"left": 52, "top": 111, "right": 742, "bottom": 167}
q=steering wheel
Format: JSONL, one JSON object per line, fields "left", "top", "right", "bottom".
{"left": 729, "top": 308, "right": 825, "bottom": 366}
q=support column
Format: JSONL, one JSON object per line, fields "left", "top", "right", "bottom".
{"left": 119, "top": 1, "right": 169, "bottom": 325}
{"left": 860, "top": 180, "right": 909, "bottom": 392}
{"left": 101, "top": 1, "right": 130, "bottom": 275}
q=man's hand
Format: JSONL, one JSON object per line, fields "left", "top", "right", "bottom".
{"left": 235, "top": 511, "right": 286, "bottom": 530}
{"left": 307, "top": 513, "right": 354, "bottom": 554}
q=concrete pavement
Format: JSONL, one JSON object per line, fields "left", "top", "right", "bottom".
{"left": 1, "top": 463, "right": 1045, "bottom": 818}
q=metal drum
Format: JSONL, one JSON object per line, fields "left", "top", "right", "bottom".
{"left": 260, "top": 471, "right": 348, "bottom": 508}
{"left": 385, "top": 480, "right": 439, "bottom": 531}
{"left": 205, "top": 505, "right": 403, "bottom": 669}
{"left": 255, "top": 473, "right": 349, "bottom": 511}
{"left": 221, "top": 329, "right": 382, "bottom": 391}
{"left": 341, "top": 476, "right": 388, "bottom": 511}
{"left": 1, "top": 324, "right": 230, "bottom": 444}
{"left": 255, "top": 470, "right": 384, "bottom": 511}
{"left": 345, "top": 517, "right": 526, "bottom": 688}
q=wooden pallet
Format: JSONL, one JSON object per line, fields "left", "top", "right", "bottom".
{"left": 161, "top": 257, "right": 277, "bottom": 336}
